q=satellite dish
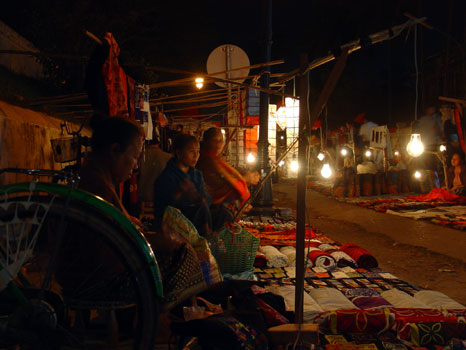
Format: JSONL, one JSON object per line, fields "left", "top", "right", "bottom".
{"left": 206, "top": 44, "right": 250, "bottom": 88}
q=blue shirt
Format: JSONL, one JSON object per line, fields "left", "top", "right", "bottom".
{"left": 153, "top": 158, "right": 212, "bottom": 236}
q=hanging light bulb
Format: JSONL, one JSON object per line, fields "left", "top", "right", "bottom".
{"left": 221, "top": 129, "right": 226, "bottom": 134}
{"left": 321, "top": 163, "right": 332, "bottom": 178}
{"left": 414, "top": 170, "right": 421, "bottom": 179}
{"left": 290, "top": 159, "right": 299, "bottom": 172}
{"left": 247, "top": 148, "right": 256, "bottom": 163}
{"left": 278, "top": 160, "right": 285, "bottom": 167}
{"left": 365, "top": 150, "right": 372, "bottom": 158}
{"left": 394, "top": 151, "right": 400, "bottom": 156}
{"left": 439, "top": 144, "right": 447, "bottom": 152}
{"left": 406, "top": 133, "right": 424, "bottom": 157}
{"left": 340, "top": 148, "right": 348, "bottom": 156}
{"left": 195, "top": 77, "right": 204, "bottom": 89}
{"left": 317, "top": 152, "right": 325, "bottom": 161}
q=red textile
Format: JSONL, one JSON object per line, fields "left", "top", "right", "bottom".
{"left": 255, "top": 298, "right": 289, "bottom": 327}
{"left": 102, "top": 33, "right": 129, "bottom": 118}
{"left": 249, "top": 228, "right": 317, "bottom": 247}
{"left": 327, "top": 308, "right": 391, "bottom": 334}
{"left": 354, "top": 113, "right": 366, "bottom": 124}
{"left": 307, "top": 249, "right": 334, "bottom": 266}
{"left": 406, "top": 188, "right": 466, "bottom": 203}
{"left": 455, "top": 108, "right": 466, "bottom": 153}
{"left": 254, "top": 252, "right": 267, "bottom": 268}
{"left": 391, "top": 308, "right": 459, "bottom": 342}
{"left": 312, "top": 120, "right": 322, "bottom": 129}
{"left": 340, "top": 243, "right": 378, "bottom": 268}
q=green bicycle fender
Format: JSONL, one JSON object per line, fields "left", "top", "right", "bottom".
{"left": 0, "top": 182, "right": 163, "bottom": 297}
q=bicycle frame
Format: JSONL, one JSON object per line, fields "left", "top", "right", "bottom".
{"left": 0, "top": 180, "right": 163, "bottom": 298}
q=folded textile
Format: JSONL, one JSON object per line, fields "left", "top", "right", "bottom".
{"left": 351, "top": 296, "right": 392, "bottom": 309}
{"left": 271, "top": 285, "right": 323, "bottom": 322}
{"left": 259, "top": 245, "right": 288, "bottom": 268}
{"left": 409, "top": 321, "right": 466, "bottom": 346}
{"left": 279, "top": 246, "right": 296, "bottom": 266}
{"left": 307, "top": 247, "right": 336, "bottom": 270}
{"left": 345, "top": 288, "right": 380, "bottom": 299}
{"left": 413, "top": 290, "right": 465, "bottom": 309}
{"left": 339, "top": 243, "right": 378, "bottom": 268}
{"left": 380, "top": 289, "right": 429, "bottom": 308}
{"left": 309, "top": 288, "right": 356, "bottom": 311}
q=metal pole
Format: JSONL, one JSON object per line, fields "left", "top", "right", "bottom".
{"left": 295, "top": 53, "right": 309, "bottom": 324}
{"left": 253, "top": 0, "right": 274, "bottom": 208}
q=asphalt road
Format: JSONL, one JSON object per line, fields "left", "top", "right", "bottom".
{"left": 272, "top": 182, "right": 466, "bottom": 306}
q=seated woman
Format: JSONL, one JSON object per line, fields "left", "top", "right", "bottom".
{"left": 197, "top": 127, "right": 259, "bottom": 230}
{"left": 446, "top": 152, "right": 466, "bottom": 195}
{"left": 153, "top": 133, "right": 212, "bottom": 237}
{"left": 56, "top": 116, "right": 205, "bottom": 311}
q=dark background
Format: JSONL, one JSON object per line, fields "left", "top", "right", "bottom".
{"left": 1, "top": 0, "right": 466, "bottom": 128}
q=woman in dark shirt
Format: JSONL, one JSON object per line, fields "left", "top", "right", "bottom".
{"left": 56, "top": 117, "right": 205, "bottom": 311}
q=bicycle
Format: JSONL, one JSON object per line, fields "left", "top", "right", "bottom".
{"left": 0, "top": 168, "right": 163, "bottom": 349}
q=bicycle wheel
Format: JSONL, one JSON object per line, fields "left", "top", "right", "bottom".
{"left": 0, "top": 182, "right": 163, "bottom": 349}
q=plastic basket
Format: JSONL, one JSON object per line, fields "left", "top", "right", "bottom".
{"left": 210, "top": 223, "right": 260, "bottom": 274}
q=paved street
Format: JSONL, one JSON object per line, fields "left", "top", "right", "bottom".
{"left": 273, "top": 182, "right": 466, "bottom": 306}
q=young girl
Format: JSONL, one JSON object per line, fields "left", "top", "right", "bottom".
{"left": 153, "top": 133, "right": 212, "bottom": 237}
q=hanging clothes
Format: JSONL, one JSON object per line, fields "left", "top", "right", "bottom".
{"left": 135, "top": 84, "right": 153, "bottom": 140}
{"left": 102, "top": 33, "right": 129, "bottom": 118}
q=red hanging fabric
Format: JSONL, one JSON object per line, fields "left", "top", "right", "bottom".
{"left": 102, "top": 33, "right": 129, "bottom": 118}
{"left": 455, "top": 108, "right": 465, "bottom": 153}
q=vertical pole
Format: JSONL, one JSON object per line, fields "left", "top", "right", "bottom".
{"left": 253, "top": 0, "right": 274, "bottom": 208}
{"left": 295, "top": 53, "right": 309, "bottom": 324}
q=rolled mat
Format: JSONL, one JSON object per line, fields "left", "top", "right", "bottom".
{"left": 307, "top": 247, "right": 336, "bottom": 269}
{"left": 339, "top": 243, "right": 378, "bottom": 268}
{"left": 279, "top": 246, "right": 296, "bottom": 266}
{"left": 259, "top": 245, "right": 289, "bottom": 268}
{"left": 328, "top": 250, "right": 357, "bottom": 268}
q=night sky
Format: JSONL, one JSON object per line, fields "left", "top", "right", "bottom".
{"left": 1, "top": 0, "right": 465, "bottom": 128}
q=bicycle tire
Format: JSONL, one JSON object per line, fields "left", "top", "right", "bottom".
{"left": 0, "top": 182, "right": 162, "bottom": 349}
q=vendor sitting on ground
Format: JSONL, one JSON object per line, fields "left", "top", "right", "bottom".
{"left": 445, "top": 152, "right": 466, "bottom": 195}
{"left": 57, "top": 116, "right": 206, "bottom": 311}
{"left": 153, "top": 133, "right": 213, "bottom": 237}
{"left": 197, "top": 127, "right": 260, "bottom": 230}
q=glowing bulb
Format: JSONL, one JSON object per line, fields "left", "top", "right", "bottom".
{"left": 321, "top": 163, "right": 332, "bottom": 178}
{"left": 440, "top": 145, "right": 446, "bottom": 152}
{"left": 195, "top": 77, "right": 204, "bottom": 89}
{"left": 247, "top": 152, "right": 256, "bottom": 163}
{"left": 278, "top": 160, "right": 285, "bottom": 167}
{"left": 394, "top": 151, "right": 400, "bottom": 156}
{"left": 414, "top": 170, "right": 421, "bottom": 179}
{"left": 406, "top": 134, "right": 424, "bottom": 157}
{"left": 221, "top": 129, "right": 226, "bottom": 134}
{"left": 365, "top": 150, "right": 372, "bottom": 158}
{"left": 341, "top": 148, "right": 348, "bottom": 156}
{"left": 290, "top": 160, "right": 299, "bottom": 172}
{"left": 317, "top": 153, "right": 325, "bottom": 161}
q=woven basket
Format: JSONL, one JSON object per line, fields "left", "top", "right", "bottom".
{"left": 210, "top": 223, "right": 260, "bottom": 274}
